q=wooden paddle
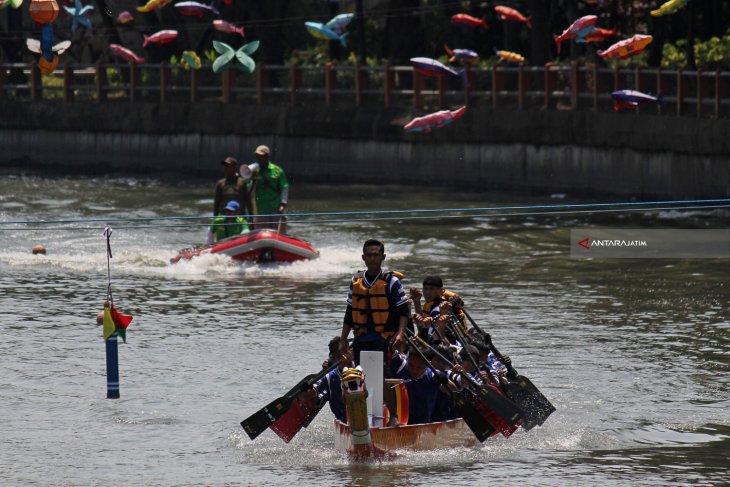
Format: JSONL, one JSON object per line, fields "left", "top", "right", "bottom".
{"left": 404, "top": 335, "right": 495, "bottom": 442}
{"left": 462, "top": 309, "right": 556, "bottom": 428}
{"left": 240, "top": 359, "right": 341, "bottom": 440}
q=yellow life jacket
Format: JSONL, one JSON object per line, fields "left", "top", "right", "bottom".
{"left": 422, "top": 289, "right": 467, "bottom": 333}
{"left": 350, "top": 270, "right": 404, "bottom": 339}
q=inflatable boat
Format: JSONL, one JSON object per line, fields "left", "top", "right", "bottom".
{"left": 170, "top": 229, "right": 319, "bottom": 264}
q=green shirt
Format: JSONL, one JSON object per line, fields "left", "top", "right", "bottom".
{"left": 255, "top": 162, "right": 289, "bottom": 215}
{"left": 210, "top": 216, "right": 249, "bottom": 242}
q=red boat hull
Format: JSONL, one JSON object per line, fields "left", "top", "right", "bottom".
{"left": 171, "top": 229, "right": 319, "bottom": 264}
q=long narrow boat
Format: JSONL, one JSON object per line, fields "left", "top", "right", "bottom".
{"left": 170, "top": 229, "right": 319, "bottom": 264}
{"left": 334, "top": 418, "right": 477, "bottom": 453}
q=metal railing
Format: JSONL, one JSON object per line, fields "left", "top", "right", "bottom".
{"left": 1, "top": 61, "right": 728, "bottom": 118}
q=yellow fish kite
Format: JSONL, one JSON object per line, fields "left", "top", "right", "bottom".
{"left": 137, "top": 0, "right": 172, "bottom": 13}
{"left": 650, "top": 0, "right": 689, "bottom": 17}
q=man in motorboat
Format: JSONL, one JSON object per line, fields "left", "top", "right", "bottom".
{"left": 213, "top": 156, "right": 254, "bottom": 225}
{"left": 207, "top": 200, "right": 250, "bottom": 244}
{"left": 241, "top": 145, "right": 290, "bottom": 233}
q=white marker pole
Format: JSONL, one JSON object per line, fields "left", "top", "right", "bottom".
{"left": 359, "top": 351, "right": 384, "bottom": 427}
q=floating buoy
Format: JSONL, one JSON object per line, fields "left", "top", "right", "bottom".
{"left": 32, "top": 245, "right": 46, "bottom": 255}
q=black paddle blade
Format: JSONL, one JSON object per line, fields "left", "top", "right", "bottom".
{"left": 513, "top": 375, "right": 555, "bottom": 426}
{"left": 473, "top": 382, "right": 524, "bottom": 426}
{"left": 240, "top": 395, "right": 294, "bottom": 440}
{"left": 454, "top": 393, "right": 495, "bottom": 442}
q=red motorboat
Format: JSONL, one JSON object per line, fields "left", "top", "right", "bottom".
{"left": 170, "top": 229, "right": 319, "bottom": 264}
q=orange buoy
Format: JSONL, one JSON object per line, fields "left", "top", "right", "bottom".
{"left": 32, "top": 245, "right": 47, "bottom": 255}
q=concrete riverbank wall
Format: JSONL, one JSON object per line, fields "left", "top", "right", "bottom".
{"left": 1, "top": 100, "right": 728, "bottom": 198}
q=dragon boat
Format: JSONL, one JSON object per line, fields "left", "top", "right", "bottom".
{"left": 170, "top": 229, "right": 319, "bottom": 264}
{"left": 241, "top": 327, "right": 556, "bottom": 461}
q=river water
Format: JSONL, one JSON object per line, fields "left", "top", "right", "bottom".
{"left": 0, "top": 176, "right": 728, "bottom": 486}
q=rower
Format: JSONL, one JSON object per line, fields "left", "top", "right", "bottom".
{"left": 308, "top": 337, "right": 354, "bottom": 423}
{"left": 389, "top": 345, "right": 444, "bottom": 424}
{"left": 410, "top": 276, "right": 467, "bottom": 344}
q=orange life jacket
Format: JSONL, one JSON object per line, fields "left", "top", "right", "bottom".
{"left": 350, "top": 271, "right": 404, "bottom": 339}
{"left": 422, "top": 289, "right": 467, "bottom": 333}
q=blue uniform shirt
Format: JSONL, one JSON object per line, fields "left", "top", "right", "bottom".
{"left": 314, "top": 369, "right": 346, "bottom": 422}
{"left": 390, "top": 353, "right": 439, "bottom": 424}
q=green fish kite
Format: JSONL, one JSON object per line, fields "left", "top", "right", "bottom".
{"left": 650, "top": 0, "right": 689, "bottom": 17}
{"left": 212, "top": 40, "right": 259, "bottom": 74}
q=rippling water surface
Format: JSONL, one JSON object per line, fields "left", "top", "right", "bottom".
{"left": 1, "top": 176, "right": 728, "bottom": 486}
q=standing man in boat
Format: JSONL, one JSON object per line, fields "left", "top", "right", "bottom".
{"left": 339, "top": 239, "right": 409, "bottom": 364}
{"left": 246, "top": 145, "right": 290, "bottom": 233}
{"left": 213, "top": 156, "right": 254, "bottom": 226}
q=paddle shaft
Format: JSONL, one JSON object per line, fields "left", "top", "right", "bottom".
{"left": 461, "top": 308, "right": 519, "bottom": 378}
{"left": 446, "top": 313, "right": 480, "bottom": 373}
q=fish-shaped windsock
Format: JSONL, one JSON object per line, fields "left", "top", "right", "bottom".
{"left": 180, "top": 50, "right": 202, "bottom": 70}
{"left": 598, "top": 34, "right": 653, "bottom": 60}
{"left": 136, "top": 0, "right": 172, "bottom": 13}
{"left": 325, "top": 13, "right": 354, "bottom": 35}
{"left": 117, "top": 11, "right": 134, "bottom": 24}
{"left": 554, "top": 15, "right": 597, "bottom": 54}
{"left": 175, "top": 1, "right": 219, "bottom": 16}
{"left": 494, "top": 6, "right": 531, "bottom": 28}
{"left": 109, "top": 44, "right": 145, "bottom": 64}
{"left": 583, "top": 27, "right": 619, "bottom": 43}
{"left": 444, "top": 45, "right": 478, "bottom": 64}
{"left": 143, "top": 30, "right": 178, "bottom": 48}
{"left": 404, "top": 106, "right": 467, "bottom": 133}
{"left": 611, "top": 90, "right": 663, "bottom": 111}
{"left": 495, "top": 48, "right": 525, "bottom": 64}
{"left": 305, "top": 21, "right": 348, "bottom": 47}
{"left": 213, "top": 20, "right": 245, "bottom": 37}
{"left": 650, "top": 0, "right": 689, "bottom": 17}
{"left": 410, "top": 57, "right": 469, "bottom": 86}
{"left": 451, "top": 13, "right": 488, "bottom": 30}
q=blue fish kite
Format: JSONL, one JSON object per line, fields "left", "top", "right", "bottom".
{"left": 444, "top": 45, "right": 479, "bottom": 64}
{"left": 63, "top": 0, "right": 94, "bottom": 33}
{"left": 326, "top": 13, "right": 354, "bottom": 35}
{"left": 410, "top": 57, "right": 469, "bottom": 86}
{"left": 212, "top": 39, "right": 259, "bottom": 73}
{"left": 611, "top": 90, "right": 663, "bottom": 111}
{"left": 305, "top": 13, "right": 353, "bottom": 47}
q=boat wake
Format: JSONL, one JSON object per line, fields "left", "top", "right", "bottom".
{"left": 0, "top": 237, "right": 414, "bottom": 282}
